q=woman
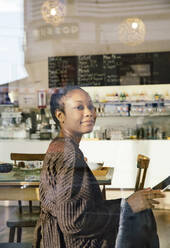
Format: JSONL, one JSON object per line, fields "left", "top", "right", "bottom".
{"left": 35, "top": 86, "right": 164, "bottom": 248}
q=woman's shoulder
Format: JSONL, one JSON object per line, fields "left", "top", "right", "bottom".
{"left": 47, "top": 137, "right": 77, "bottom": 154}
{"left": 47, "top": 137, "right": 65, "bottom": 153}
{"left": 44, "top": 137, "right": 83, "bottom": 166}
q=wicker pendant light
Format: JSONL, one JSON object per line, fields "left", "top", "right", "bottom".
{"left": 41, "top": 0, "right": 66, "bottom": 26}
{"left": 118, "top": 18, "right": 146, "bottom": 46}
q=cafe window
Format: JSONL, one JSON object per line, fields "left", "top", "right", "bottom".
{"left": 0, "top": 0, "right": 27, "bottom": 85}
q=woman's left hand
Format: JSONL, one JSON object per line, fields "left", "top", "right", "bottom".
{"left": 127, "top": 188, "right": 165, "bottom": 213}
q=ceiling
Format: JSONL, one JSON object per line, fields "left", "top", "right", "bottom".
{"left": 25, "top": 0, "right": 170, "bottom": 25}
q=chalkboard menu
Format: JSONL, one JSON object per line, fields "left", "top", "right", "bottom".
{"left": 48, "top": 56, "right": 78, "bottom": 88}
{"left": 48, "top": 51, "right": 170, "bottom": 87}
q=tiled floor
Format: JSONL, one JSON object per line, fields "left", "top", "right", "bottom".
{"left": 0, "top": 206, "right": 170, "bottom": 247}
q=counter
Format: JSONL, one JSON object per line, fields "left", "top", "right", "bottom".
{"left": 0, "top": 139, "right": 170, "bottom": 189}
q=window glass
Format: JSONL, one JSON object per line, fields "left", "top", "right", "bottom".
{"left": 0, "top": 0, "right": 27, "bottom": 85}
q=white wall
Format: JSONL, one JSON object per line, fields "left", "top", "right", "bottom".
{"left": 8, "top": 0, "right": 170, "bottom": 107}
{"left": 25, "top": 1, "right": 170, "bottom": 62}
{"left": 1, "top": 139, "right": 170, "bottom": 189}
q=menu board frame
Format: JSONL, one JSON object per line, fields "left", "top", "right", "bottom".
{"left": 48, "top": 51, "right": 170, "bottom": 87}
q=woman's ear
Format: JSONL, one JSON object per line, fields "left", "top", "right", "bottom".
{"left": 55, "top": 110, "right": 65, "bottom": 124}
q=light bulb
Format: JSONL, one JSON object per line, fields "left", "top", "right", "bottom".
{"left": 132, "top": 22, "right": 138, "bottom": 29}
{"left": 50, "top": 8, "right": 57, "bottom": 16}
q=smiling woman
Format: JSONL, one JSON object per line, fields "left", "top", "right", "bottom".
{"left": 54, "top": 87, "right": 96, "bottom": 142}
{"left": 34, "top": 86, "right": 164, "bottom": 248}
{"left": 0, "top": 0, "right": 27, "bottom": 85}
{"left": 50, "top": 86, "right": 96, "bottom": 139}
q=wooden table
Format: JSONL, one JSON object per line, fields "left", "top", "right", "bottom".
{"left": 0, "top": 168, "right": 114, "bottom": 201}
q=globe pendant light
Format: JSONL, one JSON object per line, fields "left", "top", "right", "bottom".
{"left": 41, "top": 0, "right": 66, "bottom": 26}
{"left": 118, "top": 18, "right": 146, "bottom": 46}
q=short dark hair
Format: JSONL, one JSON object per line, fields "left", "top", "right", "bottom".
{"left": 50, "top": 86, "right": 84, "bottom": 126}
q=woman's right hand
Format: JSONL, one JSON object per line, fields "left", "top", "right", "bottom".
{"left": 127, "top": 188, "right": 165, "bottom": 213}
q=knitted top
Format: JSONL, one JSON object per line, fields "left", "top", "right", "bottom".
{"left": 36, "top": 137, "right": 121, "bottom": 248}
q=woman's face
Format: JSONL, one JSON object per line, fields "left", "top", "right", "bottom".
{"left": 56, "top": 89, "right": 96, "bottom": 137}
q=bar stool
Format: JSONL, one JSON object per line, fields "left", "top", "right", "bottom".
{"left": 6, "top": 153, "right": 45, "bottom": 243}
{"left": 135, "top": 154, "right": 150, "bottom": 191}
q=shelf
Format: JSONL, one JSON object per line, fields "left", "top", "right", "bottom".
{"left": 97, "top": 114, "right": 170, "bottom": 118}
{"left": 94, "top": 100, "right": 170, "bottom": 105}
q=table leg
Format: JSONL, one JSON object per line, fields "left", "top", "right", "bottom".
{"left": 102, "top": 185, "right": 106, "bottom": 200}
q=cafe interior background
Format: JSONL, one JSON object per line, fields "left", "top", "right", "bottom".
{"left": 0, "top": 0, "right": 170, "bottom": 246}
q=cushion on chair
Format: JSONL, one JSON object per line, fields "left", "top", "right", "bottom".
{"left": 7, "top": 213, "right": 39, "bottom": 227}
{"left": 0, "top": 243, "right": 32, "bottom": 248}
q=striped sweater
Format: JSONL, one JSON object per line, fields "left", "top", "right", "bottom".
{"left": 35, "top": 137, "right": 121, "bottom": 248}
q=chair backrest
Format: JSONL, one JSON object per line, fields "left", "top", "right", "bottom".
{"left": 10, "top": 153, "right": 45, "bottom": 167}
{"left": 10, "top": 153, "right": 46, "bottom": 213}
{"left": 135, "top": 154, "right": 150, "bottom": 192}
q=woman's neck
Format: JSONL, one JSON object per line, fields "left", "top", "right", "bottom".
{"left": 58, "top": 130, "right": 82, "bottom": 145}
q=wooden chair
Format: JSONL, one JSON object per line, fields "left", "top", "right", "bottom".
{"left": 135, "top": 154, "right": 150, "bottom": 191}
{"left": 11, "top": 153, "right": 45, "bottom": 214}
{"left": 6, "top": 153, "right": 45, "bottom": 243}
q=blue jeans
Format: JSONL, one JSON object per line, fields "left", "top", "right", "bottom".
{"left": 116, "top": 205, "right": 159, "bottom": 248}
